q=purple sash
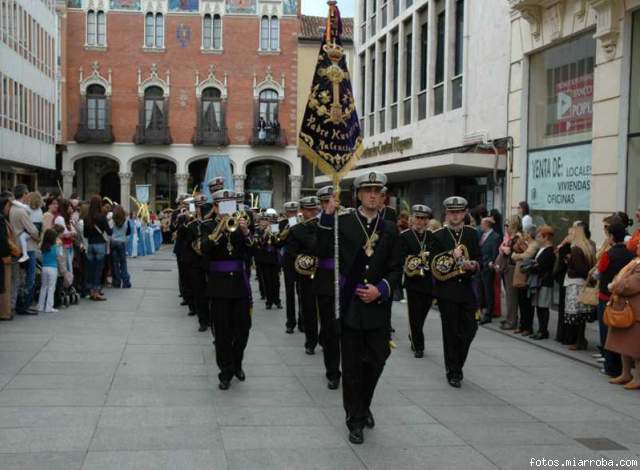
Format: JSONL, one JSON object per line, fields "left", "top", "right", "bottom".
{"left": 318, "top": 258, "right": 335, "bottom": 270}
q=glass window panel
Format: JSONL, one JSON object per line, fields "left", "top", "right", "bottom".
{"left": 87, "top": 10, "right": 95, "bottom": 45}
{"left": 213, "top": 15, "right": 221, "bottom": 49}
{"left": 454, "top": 0, "right": 464, "bottom": 76}
{"left": 404, "top": 29, "right": 412, "bottom": 98}
{"left": 260, "top": 16, "right": 269, "bottom": 50}
{"left": 203, "top": 14, "right": 212, "bottom": 49}
{"left": 452, "top": 76, "right": 462, "bottom": 109}
{"left": 155, "top": 14, "right": 163, "bottom": 47}
{"left": 419, "top": 15, "right": 427, "bottom": 91}
{"left": 434, "top": 83, "right": 443, "bottom": 115}
{"left": 370, "top": 55, "right": 375, "bottom": 113}
{"left": 528, "top": 33, "right": 595, "bottom": 149}
{"left": 381, "top": 46, "right": 386, "bottom": 108}
{"left": 270, "top": 17, "right": 278, "bottom": 50}
{"left": 145, "top": 13, "right": 154, "bottom": 47}
{"left": 97, "top": 11, "right": 105, "bottom": 45}
{"left": 630, "top": 11, "right": 640, "bottom": 134}
{"left": 435, "top": 10, "right": 445, "bottom": 84}
{"left": 392, "top": 33, "right": 398, "bottom": 103}
{"left": 628, "top": 138, "right": 640, "bottom": 220}
{"left": 96, "top": 99, "right": 105, "bottom": 130}
{"left": 88, "top": 98, "right": 96, "bottom": 129}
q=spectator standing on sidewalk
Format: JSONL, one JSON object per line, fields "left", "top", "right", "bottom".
{"left": 0, "top": 193, "right": 15, "bottom": 321}
{"left": 596, "top": 222, "right": 634, "bottom": 378}
{"left": 9, "top": 184, "right": 40, "bottom": 315}
{"left": 627, "top": 204, "right": 640, "bottom": 254}
{"left": 563, "top": 224, "right": 596, "bottom": 350}
{"left": 606, "top": 240, "right": 640, "bottom": 390}
{"left": 479, "top": 217, "right": 500, "bottom": 325}
{"left": 512, "top": 224, "right": 538, "bottom": 336}
{"left": 498, "top": 215, "right": 522, "bottom": 330}
{"left": 517, "top": 201, "right": 533, "bottom": 231}
{"left": 83, "top": 195, "right": 112, "bottom": 302}
{"left": 528, "top": 226, "right": 556, "bottom": 340}
{"left": 110, "top": 206, "right": 132, "bottom": 289}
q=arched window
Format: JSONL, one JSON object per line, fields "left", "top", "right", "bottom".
{"left": 155, "top": 13, "right": 164, "bottom": 48}
{"left": 86, "top": 84, "right": 106, "bottom": 130}
{"left": 260, "top": 15, "right": 269, "bottom": 51}
{"left": 203, "top": 14, "right": 222, "bottom": 50}
{"left": 144, "top": 86, "right": 165, "bottom": 130}
{"left": 270, "top": 16, "right": 279, "bottom": 50}
{"left": 201, "top": 87, "right": 222, "bottom": 131}
{"left": 259, "top": 89, "right": 279, "bottom": 123}
{"left": 96, "top": 11, "right": 106, "bottom": 45}
{"left": 87, "top": 10, "right": 96, "bottom": 45}
{"left": 86, "top": 10, "right": 105, "bottom": 46}
{"left": 145, "top": 12, "right": 154, "bottom": 47}
{"left": 145, "top": 12, "right": 163, "bottom": 48}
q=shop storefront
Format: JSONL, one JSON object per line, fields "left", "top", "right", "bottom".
{"left": 526, "top": 33, "right": 595, "bottom": 238}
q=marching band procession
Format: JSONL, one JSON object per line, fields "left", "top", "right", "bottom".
{"left": 170, "top": 171, "right": 481, "bottom": 444}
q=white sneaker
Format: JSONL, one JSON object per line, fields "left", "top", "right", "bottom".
{"left": 596, "top": 357, "right": 605, "bottom": 363}
{"left": 17, "top": 254, "right": 30, "bottom": 263}
{"left": 45, "top": 308, "right": 59, "bottom": 313}
{"left": 592, "top": 353, "right": 603, "bottom": 358}
{"left": 400, "top": 299, "right": 407, "bottom": 304}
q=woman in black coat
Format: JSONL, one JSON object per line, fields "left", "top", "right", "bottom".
{"left": 529, "top": 225, "right": 557, "bottom": 340}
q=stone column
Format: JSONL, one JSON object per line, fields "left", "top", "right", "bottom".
{"left": 289, "top": 174, "right": 303, "bottom": 202}
{"left": 118, "top": 172, "right": 133, "bottom": 212}
{"left": 233, "top": 174, "right": 246, "bottom": 194}
{"left": 175, "top": 173, "right": 190, "bottom": 200}
{"left": 61, "top": 170, "right": 75, "bottom": 198}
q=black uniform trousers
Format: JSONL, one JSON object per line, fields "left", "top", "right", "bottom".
{"left": 316, "top": 295, "right": 341, "bottom": 381}
{"left": 283, "top": 261, "right": 299, "bottom": 329}
{"left": 341, "top": 325, "right": 390, "bottom": 430}
{"left": 177, "top": 257, "right": 187, "bottom": 299}
{"left": 211, "top": 297, "right": 251, "bottom": 381}
{"left": 479, "top": 267, "right": 495, "bottom": 315}
{"left": 407, "top": 290, "right": 433, "bottom": 353}
{"left": 299, "top": 275, "right": 318, "bottom": 349}
{"left": 180, "top": 260, "right": 194, "bottom": 312}
{"left": 188, "top": 265, "right": 210, "bottom": 329}
{"left": 438, "top": 299, "right": 478, "bottom": 380}
{"left": 262, "top": 264, "right": 281, "bottom": 307}
{"left": 256, "top": 262, "right": 266, "bottom": 299}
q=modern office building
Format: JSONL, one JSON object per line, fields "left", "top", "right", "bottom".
{"left": 0, "top": 0, "right": 58, "bottom": 192}
{"left": 328, "top": 0, "right": 511, "bottom": 218}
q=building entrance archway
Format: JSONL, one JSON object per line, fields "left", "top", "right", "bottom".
{"left": 131, "top": 158, "right": 177, "bottom": 212}
{"left": 245, "top": 160, "right": 290, "bottom": 210}
{"left": 74, "top": 156, "right": 120, "bottom": 202}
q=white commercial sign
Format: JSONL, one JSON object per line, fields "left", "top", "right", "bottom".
{"left": 527, "top": 143, "right": 592, "bottom": 211}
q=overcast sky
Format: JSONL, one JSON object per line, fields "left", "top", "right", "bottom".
{"left": 301, "top": 0, "right": 355, "bottom": 17}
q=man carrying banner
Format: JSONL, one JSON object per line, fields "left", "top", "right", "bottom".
{"left": 318, "top": 172, "right": 402, "bottom": 444}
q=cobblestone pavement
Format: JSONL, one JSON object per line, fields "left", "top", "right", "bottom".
{"left": 0, "top": 247, "right": 639, "bottom": 470}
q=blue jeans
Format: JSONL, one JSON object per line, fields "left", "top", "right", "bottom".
{"left": 111, "top": 241, "right": 130, "bottom": 287}
{"left": 16, "top": 251, "right": 37, "bottom": 312}
{"left": 86, "top": 244, "right": 107, "bottom": 291}
{"left": 597, "top": 299, "right": 621, "bottom": 376}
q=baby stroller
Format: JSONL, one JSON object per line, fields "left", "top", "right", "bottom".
{"left": 59, "top": 271, "right": 79, "bottom": 308}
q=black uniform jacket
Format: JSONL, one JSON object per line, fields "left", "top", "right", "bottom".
{"left": 173, "top": 212, "right": 190, "bottom": 257}
{"left": 318, "top": 209, "right": 402, "bottom": 330}
{"left": 314, "top": 211, "right": 335, "bottom": 298}
{"left": 287, "top": 218, "right": 318, "bottom": 276}
{"left": 279, "top": 219, "right": 295, "bottom": 270}
{"left": 200, "top": 216, "right": 252, "bottom": 299}
{"left": 431, "top": 226, "right": 481, "bottom": 304}
{"left": 253, "top": 228, "right": 279, "bottom": 265}
{"left": 399, "top": 229, "right": 433, "bottom": 294}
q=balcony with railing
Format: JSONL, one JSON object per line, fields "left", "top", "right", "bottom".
{"left": 133, "top": 97, "right": 172, "bottom": 145}
{"left": 74, "top": 98, "right": 114, "bottom": 144}
{"left": 250, "top": 125, "right": 287, "bottom": 147}
{"left": 192, "top": 126, "right": 229, "bottom": 146}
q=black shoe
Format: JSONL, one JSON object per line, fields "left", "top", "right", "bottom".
{"left": 198, "top": 325, "right": 208, "bottom": 332}
{"left": 275, "top": 303, "right": 283, "bottom": 309}
{"left": 266, "top": 304, "right": 272, "bottom": 310}
{"left": 16, "top": 310, "right": 38, "bottom": 316}
{"left": 327, "top": 378, "right": 339, "bottom": 390}
{"left": 234, "top": 370, "right": 246, "bottom": 381}
{"left": 218, "top": 380, "right": 231, "bottom": 390}
{"left": 286, "top": 327, "right": 294, "bottom": 334}
{"left": 500, "top": 323, "right": 515, "bottom": 330}
{"left": 479, "top": 317, "right": 492, "bottom": 325}
{"left": 260, "top": 295, "right": 266, "bottom": 300}
{"left": 348, "top": 427, "right": 364, "bottom": 445}
{"left": 365, "top": 411, "right": 375, "bottom": 429}
{"left": 298, "top": 325, "right": 305, "bottom": 333}
{"left": 188, "top": 311, "right": 196, "bottom": 316}
{"left": 305, "top": 347, "right": 315, "bottom": 355}
{"left": 448, "top": 377, "right": 462, "bottom": 388}
{"left": 180, "top": 300, "right": 188, "bottom": 306}
{"left": 414, "top": 350, "right": 424, "bottom": 359}
{"left": 531, "top": 331, "right": 549, "bottom": 340}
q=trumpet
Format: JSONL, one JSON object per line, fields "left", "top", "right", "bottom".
{"left": 208, "top": 213, "right": 242, "bottom": 243}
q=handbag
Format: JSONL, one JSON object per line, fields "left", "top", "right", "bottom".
{"left": 512, "top": 261, "right": 529, "bottom": 288}
{"left": 95, "top": 225, "right": 111, "bottom": 255}
{"left": 578, "top": 284, "right": 599, "bottom": 307}
{"left": 604, "top": 296, "right": 635, "bottom": 329}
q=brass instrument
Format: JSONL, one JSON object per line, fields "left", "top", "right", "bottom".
{"left": 404, "top": 251, "right": 430, "bottom": 278}
{"left": 294, "top": 254, "right": 318, "bottom": 278}
{"left": 431, "top": 244, "right": 470, "bottom": 282}
{"left": 208, "top": 213, "right": 241, "bottom": 243}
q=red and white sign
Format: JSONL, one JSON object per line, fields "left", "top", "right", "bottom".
{"left": 551, "top": 74, "right": 593, "bottom": 136}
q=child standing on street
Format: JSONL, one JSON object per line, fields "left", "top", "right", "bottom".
{"left": 37, "top": 229, "right": 61, "bottom": 313}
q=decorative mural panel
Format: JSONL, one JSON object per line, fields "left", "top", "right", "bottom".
{"left": 283, "top": 0, "right": 296, "bottom": 15}
{"left": 67, "top": 0, "right": 82, "bottom": 8}
{"left": 169, "top": 0, "right": 199, "bottom": 11}
{"left": 110, "top": 0, "right": 141, "bottom": 10}
{"left": 226, "top": 0, "right": 256, "bottom": 14}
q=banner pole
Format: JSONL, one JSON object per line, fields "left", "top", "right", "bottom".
{"left": 334, "top": 193, "right": 340, "bottom": 320}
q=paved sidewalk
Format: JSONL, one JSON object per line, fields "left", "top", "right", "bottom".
{"left": 0, "top": 247, "right": 639, "bottom": 470}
